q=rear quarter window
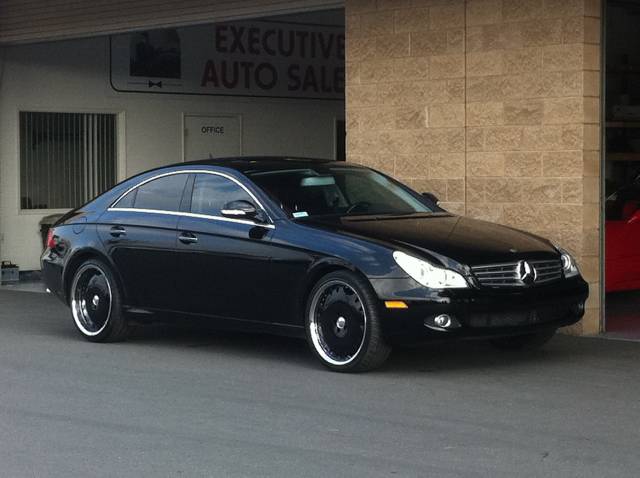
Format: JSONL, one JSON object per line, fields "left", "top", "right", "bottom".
{"left": 114, "top": 173, "right": 189, "bottom": 212}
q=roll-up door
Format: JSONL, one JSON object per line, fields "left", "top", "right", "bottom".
{"left": 0, "top": 0, "right": 344, "bottom": 45}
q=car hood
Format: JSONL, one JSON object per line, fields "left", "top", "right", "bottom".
{"left": 300, "top": 213, "right": 559, "bottom": 267}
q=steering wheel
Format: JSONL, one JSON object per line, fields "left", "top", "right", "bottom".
{"left": 346, "top": 201, "right": 372, "bottom": 214}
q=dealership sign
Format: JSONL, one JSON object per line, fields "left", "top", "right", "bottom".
{"left": 110, "top": 21, "right": 345, "bottom": 100}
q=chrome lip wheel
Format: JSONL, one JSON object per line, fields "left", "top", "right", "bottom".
{"left": 71, "top": 265, "right": 112, "bottom": 337}
{"left": 309, "top": 280, "right": 366, "bottom": 366}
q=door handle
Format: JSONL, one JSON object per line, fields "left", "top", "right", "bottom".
{"left": 178, "top": 232, "right": 198, "bottom": 244}
{"left": 110, "top": 226, "right": 126, "bottom": 237}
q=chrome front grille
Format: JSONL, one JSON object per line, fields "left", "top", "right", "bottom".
{"left": 471, "top": 259, "right": 563, "bottom": 288}
{"left": 471, "top": 263, "right": 518, "bottom": 287}
{"left": 532, "top": 260, "right": 564, "bottom": 284}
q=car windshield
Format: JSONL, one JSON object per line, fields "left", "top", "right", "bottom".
{"left": 248, "top": 167, "right": 434, "bottom": 218}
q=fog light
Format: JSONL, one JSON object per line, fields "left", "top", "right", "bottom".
{"left": 434, "top": 314, "right": 452, "bottom": 328}
{"left": 424, "top": 314, "right": 461, "bottom": 331}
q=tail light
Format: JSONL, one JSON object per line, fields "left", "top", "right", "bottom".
{"left": 46, "top": 229, "right": 57, "bottom": 250}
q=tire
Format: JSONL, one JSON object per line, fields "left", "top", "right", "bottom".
{"left": 305, "top": 270, "right": 391, "bottom": 372}
{"left": 69, "top": 258, "right": 128, "bottom": 342}
{"left": 489, "top": 328, "right": 557, "bottom": 351}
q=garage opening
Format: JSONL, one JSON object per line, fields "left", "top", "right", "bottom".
{"left": 0, "top": 7, "right": 345, "bottom": 275}
{"left": 604, "top": 0, "right": 640, "bottom": 338}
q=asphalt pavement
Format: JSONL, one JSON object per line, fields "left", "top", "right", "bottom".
{"left": 1, "top": 290, "right": 639, "bottom": 477}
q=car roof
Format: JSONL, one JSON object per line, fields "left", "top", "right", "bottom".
{"left": 179, "top": 156, "right": 365, "bottom": 174}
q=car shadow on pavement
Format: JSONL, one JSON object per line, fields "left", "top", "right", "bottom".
{"left": 5, "top": 291, "right": 630, "bottom": 375}
{"left": 381, "top": 340, "right": 565, "bottom": 375}
{"left": 123, "top": 319, "right": 586, "bottom": 374}
{"left": 126, "top": 320, "right": 316, "bottom": 365}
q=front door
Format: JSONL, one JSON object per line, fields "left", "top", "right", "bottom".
{"left": 183, "top": 114, "right": 242, "bottom": 161}
{"left": 175, "top": 172, "right": 274, "bottom": 322}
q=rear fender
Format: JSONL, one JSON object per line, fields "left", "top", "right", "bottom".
{"left": 62, "top": 247, "right": 126, "bottom": 304}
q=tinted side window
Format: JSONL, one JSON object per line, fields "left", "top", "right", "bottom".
{"left": 117, "top": 174, "right": 188, "bottom": 212}
{"left": 115, "top": 189, "right": 136, "bottom": 208}
{"left": 191, "top": 174, "right": 253, "bottom": 216}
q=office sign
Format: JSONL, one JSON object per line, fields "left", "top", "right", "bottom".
{"left": 110, "top": 21, "right": 345, "bottom": 100}
{"left": 183, "top": 115, "right": 241, "bottom": 161}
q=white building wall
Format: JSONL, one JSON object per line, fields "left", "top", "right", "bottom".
{"left": 0, "top": 36, "right": 344, "bottom": 270}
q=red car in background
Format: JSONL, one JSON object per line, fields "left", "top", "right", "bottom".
{"left": 606, "top": 174, "right": 640, "bottom": 292}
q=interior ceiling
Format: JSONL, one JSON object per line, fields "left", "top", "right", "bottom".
{"left": 0, "top": 1, "right": 344, "bottom": 45}
{"left": 266, "top": 8, "right": 345, "bottom": 26}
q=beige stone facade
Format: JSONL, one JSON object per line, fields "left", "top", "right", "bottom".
{"left": 346, "top": 0, "right": 602, "bottom": 334}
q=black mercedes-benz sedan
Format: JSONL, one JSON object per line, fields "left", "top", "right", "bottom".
{"left": 42, "top": 157, "right": 588, "bottom": 372}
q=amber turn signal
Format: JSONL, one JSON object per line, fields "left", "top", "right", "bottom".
{"left": 384, "top": 300, "right": 408, "bottom": 309}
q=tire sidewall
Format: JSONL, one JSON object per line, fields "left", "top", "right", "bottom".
{"left": 305, "top": 270, "right": 382, "bottom": 372}
{"left": 70, "top": 258, "right": 125, "bottom": 342}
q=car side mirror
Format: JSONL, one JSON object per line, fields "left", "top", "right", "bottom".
{"left": 221, "top": 200, "right": 259, "bottom": 220}
{"left": 422, "top": 192, "right": 439, "bottom": 205}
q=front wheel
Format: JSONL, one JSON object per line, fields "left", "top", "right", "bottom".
{"left": 69, "top": 259, "right": 128, "bottom": 342}
{"left": 489, "top": 328, "right": 557, "bottom": 351}
{"left": 305, "top": 270, "right": 391, "bottom": 372}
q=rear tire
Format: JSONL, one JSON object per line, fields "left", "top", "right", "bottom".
{"left": 69, "top": 258, "right": 128, "bottom": 342}
{"left": 305, "top": 270, "right": 391, "bottom": 372}
{"left": 489, "top": 328, "right": 557, "bottom": 351}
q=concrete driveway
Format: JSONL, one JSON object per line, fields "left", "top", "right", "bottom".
{"left": 1, "top": 290, "right": 639, "bottom": 477}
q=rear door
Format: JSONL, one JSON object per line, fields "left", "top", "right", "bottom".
{"left": 175, "top": 172, "right": 275, "bottom": 322}
{"left": 98, "top": 172, "right": 190, "bottom": 311}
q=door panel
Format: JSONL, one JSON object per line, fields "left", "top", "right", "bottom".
{"left": 98, "top": 210, "right": 180, "bottom": 310}
{"left": 175, "top": 216, "right": 274, "bottom": 321}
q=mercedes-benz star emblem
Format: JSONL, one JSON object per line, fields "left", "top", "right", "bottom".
{"left": 517, "top": 260, "right": 537, "bottom": 285}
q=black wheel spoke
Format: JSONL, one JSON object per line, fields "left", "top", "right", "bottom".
{"left": 71, "top": 265, "right": 112, "bottom": 336}
{"left": 309, "top": 280, "right": 367, "bottom": 366}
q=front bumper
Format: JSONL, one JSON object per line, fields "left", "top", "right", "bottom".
{"left": 372, "top": 276, "right": 589, "bottom": 345}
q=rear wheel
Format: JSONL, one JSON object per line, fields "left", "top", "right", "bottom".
{"left": 70, "top": 259, "right": 128, "bottom": 342}
{"left": 305, "top": 270, "right": 391, "bottom": 372}
{"left": 489, "top": 328, "right": 557, "bottom": 351}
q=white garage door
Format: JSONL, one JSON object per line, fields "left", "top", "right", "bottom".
{"left": 0, "top": 0, "right": 344, "bottom": 45}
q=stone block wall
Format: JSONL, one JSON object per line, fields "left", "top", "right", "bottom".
{"left": 346, "top": 0, "right": 468, "bottom": 215}
{"left": 345, "top": 0, "right": 602, "bottom": 334}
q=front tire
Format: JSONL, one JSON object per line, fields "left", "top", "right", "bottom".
{"left": 305, "top": 270, "right": 391, "bottom": 372}
{"left": 489, "top": 328, "right": 557, "bottom": 351}
{"left": 69, "top": 259, "right": 128, "bottom": 342}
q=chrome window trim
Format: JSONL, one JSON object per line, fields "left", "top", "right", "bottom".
{"left": 107, "top": 207, "right": 275, "bottom": 229}
{"left": 108, "top": 169, "right": 274, "bottom": 225}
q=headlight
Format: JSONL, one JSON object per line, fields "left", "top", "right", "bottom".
{"left": 393, "top": 251, "right": 468, "bottom": 289}
{"left": 556, "top": 246, "right": 580, "bottom": 278}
